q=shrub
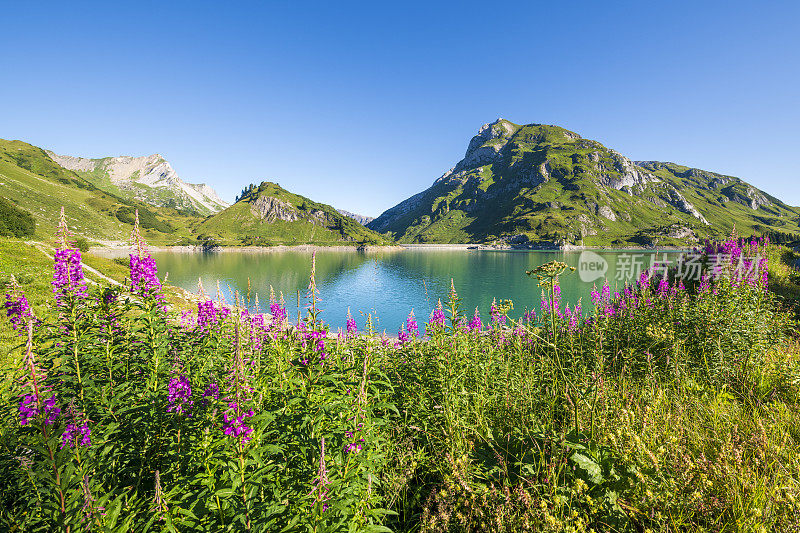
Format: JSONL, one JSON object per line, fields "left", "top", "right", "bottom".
{"left": 114, "top": 206, "right": 174, "bottom": 233}
{"left": 0, "top": 197, "right": 35, "bottom": 238}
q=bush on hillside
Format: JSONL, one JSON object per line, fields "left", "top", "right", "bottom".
{"left": 0, "top": 197, "right": 35, "bottom": 238}
{"left": 114, "top": 206, "right": 174, "bottom": 233}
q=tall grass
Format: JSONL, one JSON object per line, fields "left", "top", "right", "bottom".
{"left": 1, "top": 214, "right": 799, "bottom": 532}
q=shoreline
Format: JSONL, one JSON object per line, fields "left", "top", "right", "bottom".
{"left": 90, "top": 242, "right": 690, "bottom": 257}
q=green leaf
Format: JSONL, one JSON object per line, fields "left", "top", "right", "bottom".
{"left": 570, "top": 451, "right": 603, "bottom": 485}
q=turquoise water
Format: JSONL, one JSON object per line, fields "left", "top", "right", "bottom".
{"left": 151, "top": 249, "right": 680, "bottom": 334}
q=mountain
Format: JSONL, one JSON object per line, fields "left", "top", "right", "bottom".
{"left": 337, "top": 209, "right": 375, "bottom": 226}
{"left": 196, "top": 182, "right": 392, "bottom": 246}
{"left": 367, "top": 119, "right": 800, "bottom": 246}
{"left": 0, "top": 138, "right": 195, "bottom": 243}
{"left": 47, "top": 152, "right": 228, "bottom": 216}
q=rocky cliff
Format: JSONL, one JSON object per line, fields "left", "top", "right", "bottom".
{"left": 195, "top": 182, "right": 391, "bottom": 246}
{"left": 47, "top": 151, "right": 228, "bottom": 215}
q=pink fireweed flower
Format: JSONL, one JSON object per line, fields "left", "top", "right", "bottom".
{"left": 590, "top": 291, "right": 599, "bottom": 306}
{"left": 406, "top": 310, "right": 419, "bottom": 337}
{"left": 202, "top": 382, "right": 220, "bottom": 400}
{"left": 639, "top": 269, "right": 652, "bottom": 289}
{"left": 346, "top": 308, "right": 357, "bottom": 337}
{"left": 221, "top": 349, "right": 256, "bottom": 442}
{"left": 430, "top": 308, "right": 446, "bottom": 328}
{"left": 222, "top": 402, "right": 254, "bottom": 442}
{"left": 699, "top": 273, "right": 711, "bottom": 293}
{"left": 657, "top": 277, "right": 670, "bottom": 296}
{"left": 758, "top": 256, "right": 769, "bottom": 289}
{"left": 53, "top": 248, "right": 88, "bottom": 306}
{"left": 197, "top": 299, "right": 221, "bottom": 331}
{"left": 179, "top": 310, "right": 196, "bottom": 330}
{"left": 129, "top": 254, "right": 163, "bottom": 297}
{"left": 4, "top": 290, "right": 34, "bottom": 331}
{"left": 396, "top": 327, "right": 410, "bottom": 347}
{"left": 468, "top": 307, "right": 482, "bottom": 332}
{"left": 601, "top": 282, "right": 610, "bottom": 300}
{"left": 571, "top": 302, "right": 583, "bottom": 331}
{"left": 60, "top": 401, "right": 91, "bottom": 449}
{"left": 490, "top": 299, "right": 507, "bottom": 326}
{"left": 429, "top": 300, "right": 446, "bottom": 329}
{"left": 345, "top": 442, "right": 363, "bottom": 454}
{"left": 308, "top": 330, "right": 328, "bottom": 361}
{"left": 167, "top": 374, "right": 193, "bottom": 415}
{"left": 19, "top": 393, "right": 60, "bottom": 426}
{"left": 270, "top": 301, "right": 288, "bottom": 324}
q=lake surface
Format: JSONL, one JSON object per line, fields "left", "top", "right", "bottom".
{"left": 151, "top": 248, "right": 681, "bottom": 334}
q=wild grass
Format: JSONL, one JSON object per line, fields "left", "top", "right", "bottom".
{"left": 1, "top": 219, "right": 799, "bottom": 532}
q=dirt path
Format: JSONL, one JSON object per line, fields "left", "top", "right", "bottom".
{"left": 26, "top": 241, "right": 122, "bottom": 287}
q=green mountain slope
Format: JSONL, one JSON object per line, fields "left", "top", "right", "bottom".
{"left": 47, "top": 151, "right": 229, "bottom": 216}
{"left": 367, "top": 119, "right": 800, "bottom": 245}
{"left": 197, "top": 182, "right": 393, "bottom": 246}
{"left": 0, "top": 138, "right": 196, "bottom": 243}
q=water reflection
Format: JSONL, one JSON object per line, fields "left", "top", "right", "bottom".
{"left": 151, "top": 249, "right": 681, "bottom": 334}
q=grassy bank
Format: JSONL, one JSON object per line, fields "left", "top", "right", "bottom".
{"left": 0, "top": 231, "right": 799, "bottom": 531}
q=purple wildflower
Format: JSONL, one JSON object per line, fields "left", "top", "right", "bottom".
{"left": 308, "top": 330, "right": 327, "bottom": 360}
{"left": 197, "top": 299, "right": 221, "bottom": 331}
{"left": 53, "top": 248, "right": 88, "bottom": 305}
{"left": 699, "top": 273, "right": 711, "bottom": 294}
{"left": 346, "top": 308, "right": 357, "bottom": 337}
{"left": 639, "top": 269, "right": 651, "bottom": 289}
{"left": 405, "top": 311, "right": 419, "bottom": 338}
{"left": 468, "top": 308, "right": 482, "bottom": 332}
{"left": 270, "top": 301, "right": 287, "bottom": 324}
{"left": 430, "top": 303, "right": 446, "bottom": 329}
{"left": 129, "top": 254, "right": 162, "bottom": 297}
{"left": 490, "top": 299, "right": 506, "bottom": 326}
{"left": 222, "top": 401, "right": 254, "bottom": 442}
{"left": 203, "top": 382, "right": 220, "bottom": 400}
{"left": 167, "top": 374, "right": 193, "bottom": 415}
{"left": 19, "top": 393, "right": 60, "bottom": 426}
{"left": 4, "top": 290, "right": 33, "bottom": 331}
{"left": 60, "top": 402, "right": 91, "bottom": 449}
{"left": 657, "top": 278, "right": 670, "bottom": 296}
{"left": 397, "top": 327, "right": 410, "bottom": 347}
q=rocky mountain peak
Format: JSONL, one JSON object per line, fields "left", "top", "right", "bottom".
{"left": 46, "top": 150, "right": 228, "bottom": 215}
{"left": 369, "top": 118, "right": 795, "bottom": 243}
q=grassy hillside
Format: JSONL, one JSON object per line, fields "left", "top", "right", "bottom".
{"left": 0, "top": 139, "right": 198, "bottom": 244}
{"left": 638, "top": 161, "right": 800, "bottom": 238}
{"left": 368, "top": 120, "right": 800, "bottom": 245}
{"left": 196, "top": 181, "right": 393, "bottom": 246}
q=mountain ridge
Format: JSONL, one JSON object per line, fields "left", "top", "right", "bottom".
{"left": 367, "top": 119, "right": 800, "bottom": 245}
{"left": 46, "top": 151, "right": 228, "bottom": 216}
{"left": 337, "top": 209, "right": 375, "bottom": 226}
{"left": 0, "top": 138, "right": 194, "bottom": 243}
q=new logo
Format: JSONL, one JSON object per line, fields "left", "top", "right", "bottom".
{"left": 578, "top": 250, "right": 608, "bottom": 283}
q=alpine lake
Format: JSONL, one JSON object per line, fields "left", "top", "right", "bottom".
{"left": 147, "top": 247, "right": 686, "bottom": 334}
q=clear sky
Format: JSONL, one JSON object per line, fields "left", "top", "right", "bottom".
{"left": 2, "top": 0, "right": 798, "bottom": 216}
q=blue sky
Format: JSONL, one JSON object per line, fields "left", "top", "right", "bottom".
{"left": 2, "top": 0, "right": 798, "bottom": 216}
